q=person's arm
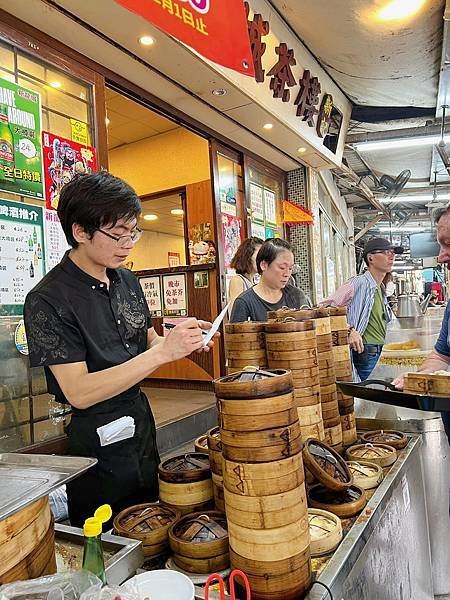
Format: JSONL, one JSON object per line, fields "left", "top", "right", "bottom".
{"left": 229, "top": 296, "right": 251, "bottom": 323}
{"left": 228, "top": 276, "right": 245, "bottom": 315}
{"left": 321, "top": 281, "right": 364, "bottom": 353}
{"left": 50, "top": 318, "right": 213, "bottom": 409}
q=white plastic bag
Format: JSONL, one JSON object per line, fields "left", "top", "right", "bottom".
{"left": 79, "top": 581, "right": 140, "bottom": 600}
{"left": 0, "top": 571, "right": 100, "bottom": 600}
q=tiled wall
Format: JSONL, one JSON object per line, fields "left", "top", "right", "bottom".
{"left": 286, "top": 168, "right": 314, "bottom": 300}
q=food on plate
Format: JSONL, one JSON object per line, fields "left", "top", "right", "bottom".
{"left": 384, "top": 340, "right": 420, "bottom": 351}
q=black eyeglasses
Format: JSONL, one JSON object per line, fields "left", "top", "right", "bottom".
{"left": 370, "top": 249, "right": 395, "bottom": 256}
{"left": 96, "top": 228, "right": 143, "bottom": 248}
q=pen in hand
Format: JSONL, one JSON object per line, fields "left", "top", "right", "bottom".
{"left": 162, "top": 322, "right": 208, "bottom": 335}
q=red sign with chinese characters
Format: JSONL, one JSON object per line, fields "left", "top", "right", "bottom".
{"left": 115, "top": 0, "right": 254, "bottom": 77}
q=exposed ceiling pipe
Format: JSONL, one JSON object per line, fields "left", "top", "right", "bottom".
{"left": 435, "top": 105, "right": 450, "bottom": 176}
{"left": 347, "top": 123, "right": 450, "bottom": 145}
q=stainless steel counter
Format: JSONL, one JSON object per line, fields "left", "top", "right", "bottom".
{"left": 305, "top": 434, "right": 434, "bottom": 600}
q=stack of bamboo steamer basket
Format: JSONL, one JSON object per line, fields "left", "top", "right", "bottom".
{"left": 214, "top": 368, "right": 311, "bottom": 600}
{"left": 158, "top": 453, "right": 214, "bottom": 515}
{"left": 264, "top": 316, "right": 325, "bottom": 442}
{"left": 224, "top": 322, "right": 267, "bottom": 373}
{"left": 0, "top": 497, "right": 56, "bottom": 583}
{"left": 328, "top": 306, "right": 357, "bottom": 447}
{"left": 207, "top": 426, "right": 225, "bottom": 512}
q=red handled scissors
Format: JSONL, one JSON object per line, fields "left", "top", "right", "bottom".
{"left": 204, "top": 569, "right": 251, "bottom": 599}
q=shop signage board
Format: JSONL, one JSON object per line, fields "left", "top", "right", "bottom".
{"left": 0, "top": 78, "right": 44, "bottom": 199}
{"left": 44, "top": 209, "right": 70, "bottom": 272}
{"left": 198, "top": 0, "right": 351, "bottom": 167}
{"left": 42, "top": 131, "right": 98, "bottom": 210}
{"left": 114, "top": 0, "right": 254, "bottom": 77}
{"left": 70, "top": 119, "right": 89, "bottom": 145}
{"left": 140, "top": 276, "right": 163, "bottom": 317}
{"left": 0, "top": 198, "right": 45, "bottom": 315}
{"left": 162, "top": 273, "right": 187, "bottom": 316}
{"left": 222, "top": 213, "right": 242, "bottom": 269}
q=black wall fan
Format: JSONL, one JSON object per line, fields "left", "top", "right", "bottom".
{"left": 376, "top": 169, "right": 411, "bottom": 197}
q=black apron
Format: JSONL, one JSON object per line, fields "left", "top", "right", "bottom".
{"left": 65, "top": 387, "right": 159, "bottom": 527}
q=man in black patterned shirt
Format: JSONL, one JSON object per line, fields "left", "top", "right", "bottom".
{"left": 24, "top": 172, "right": 215, "bottom": 526}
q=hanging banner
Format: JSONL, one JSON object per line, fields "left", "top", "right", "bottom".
{"left": 0, "top": 198, "right": 45, "bottom": 316}
{"left": 44, "top": 209, "right": 70, "bottom": 272}
{"left": 114, "top": 0, "right": 254, "bottom": 77}
{"left": 282, "top": 200, "right": 314, "bottom": 225}
{"left": 42, "top": 131, "right": 97, "bottom": 210}
{"left": 0, "top": 79, "right": 43, "bottom": 199}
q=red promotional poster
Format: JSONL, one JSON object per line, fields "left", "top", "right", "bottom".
{"left": 114, "top": 0, "right": 254, "bottom": 77}
{"left": 42, "top": 132, "right": 98, "bottom": 210}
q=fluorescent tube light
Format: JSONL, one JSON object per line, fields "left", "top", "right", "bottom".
{"left": 354, "top": 135, "right": 445, "bottom": 152}
{"left": 380, "top": 194, "right": 450, "bottom": 203}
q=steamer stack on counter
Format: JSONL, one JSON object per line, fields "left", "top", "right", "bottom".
{"left": 224, "top": 322, "right": 267, "bottom": 373}
{"left": 214, "top": 369, "right": 311, "bottom": 600}
{"left": 206, "top": 426, "right": 226, "bottom": 512}
{"left": 264, "top": 319, "right": 325, "bottom": 441}
{"left": 329, "top": 307, "right": 357, "bottom": 447}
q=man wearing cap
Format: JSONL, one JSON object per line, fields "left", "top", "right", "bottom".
{"left": 322, "top": 237, "right": 403, "bottom": 381}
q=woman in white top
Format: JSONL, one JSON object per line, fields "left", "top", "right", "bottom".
{"left": 228, "top": 236, "right": 264, "bottom": 313}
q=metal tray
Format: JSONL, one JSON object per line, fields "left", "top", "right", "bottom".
{"left": 337, "top": 379, "right": 450, "bottom": 412}
{"left": 55, "top": 523, "right": 144, "bottom": 585}
{"left": 0, "top": 453, "right": 97, "bottom": 520}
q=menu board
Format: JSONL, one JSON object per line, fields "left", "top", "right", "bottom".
{"left": 140, "top": 276, "right": 163, "bottom": 317}
{"left": 264, "top": 188, "right": 277, "bottom": 226}
{"left": 44, "top": 209, "right": 70, "bottom": 272}
{"left": 162, "top": 273, "right": 187, "bottom": 316}
{"left": 0, "top": 198, "right": 45, "bottom": 315}
{"left": 249, "top": 183, "right": 264, "bottom": 223}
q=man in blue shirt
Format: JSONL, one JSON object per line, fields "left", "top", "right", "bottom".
{"left": 394, "top": 206, "right": 450, "bottom": 387}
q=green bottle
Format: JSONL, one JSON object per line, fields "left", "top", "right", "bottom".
{"left": 0, "top": 104, "right": 14, "bottom": 182}
{"left": 82, "top": 517, "right": 106, "bottom": 584}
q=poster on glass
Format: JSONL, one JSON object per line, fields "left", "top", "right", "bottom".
{"left": 162, "top": 273, "right": 187, "bottom": 316}
{"left": 0, "top": 78, "right": 44, "bottom": 199}
{"left": 249, "top": 182, "right": 264, "bottom": 223}
{"left": 140, "top": 276, "right": 163, "bottom": 317}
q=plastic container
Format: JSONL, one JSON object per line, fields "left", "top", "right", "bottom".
{"left": 130, "top": 571, "right": 195, "bottom": 600}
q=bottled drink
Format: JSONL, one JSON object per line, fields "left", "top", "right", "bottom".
{"left": 0, "top": 104, "right": 14, "bottom": 181}
{"left": 29, "top": 261, "right": 34, "bottom": 278}
{"left": 82, "top": 517, "right": 106, "bottom": 584}
{"left": 33, "top": 226, "right": 37, "bottom": 244}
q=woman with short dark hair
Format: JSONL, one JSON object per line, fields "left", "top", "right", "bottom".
{"left": 229, "top": 238, "right": 310, "bottom": 322}
{"left": 228, "top": 236, "right": 263, "bottom": 313}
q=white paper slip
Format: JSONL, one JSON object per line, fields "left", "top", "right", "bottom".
{"left": 97, "top": 416, "right": 135, "bottom": 447}
{"left": 202, "top": 302, "right": 230, "bottom": 347}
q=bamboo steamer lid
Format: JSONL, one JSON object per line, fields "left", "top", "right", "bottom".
{"left": 158, "top": 452, "right": 211, "bottom": 483}
{"left": 194, "top": 434, "right": 208, "bottom": 453}
{"left": 303, "top": 438, "right": 352, "bottom": 491}
{"left": 227, "top": 515, "right": 310, "bottom": 562}
{"left": 225, "top": 321, "right": 266, "bottom": 334}
{"left": 346, "top": 460, "right": 384, "bottom": 490}
{"left": 308, "top": 508, "right": 343, "bottom": 557}
{"left": 308, "top": 484, "right": 367, "bottom": 518}
{"left": 346, "top": 443, "right": 397, "bottom": 467}
{"left": 223, "top": 453, "right": 304, "bottom": 497}
{"left": 360, "top": 430, "right": 408, "bottom": 450}
{"left": 113, "top": 503, "right": 180, "bottom": 557}
{"left": 168, "top": 511, "right": 228, "bottom": 559}
{"left": 217, "top": 391, "right": 294, "bottom": 416}
{"left": 213, "top": 368, "right": 293, "bottom": 399}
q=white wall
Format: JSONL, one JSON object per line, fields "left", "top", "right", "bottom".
{"left": 128, "top": 230, "right": 186, "bottom": 270}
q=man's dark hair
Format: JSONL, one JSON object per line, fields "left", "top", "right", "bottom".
{"left": 256, "top": 238, "right": 293, "bottom": 275}
{"left": 57, "top": 172, "right": 141, "bottom": 248}
{"left": 230, "top": 237, "right": 264, "bottom": 275}
{"left": 434, "top": 203, "right": 450, "bottom": 225}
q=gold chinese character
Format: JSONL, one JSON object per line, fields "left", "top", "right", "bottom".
{"left": 162, "top": 0, "right": 174, "bottom": 14}
{"left": 23, "top": 170, "right": 33, "bottom": 181}
{"left": 32, "top": 171, "right": 41, "bottom": 182}
{"left": 2, "top": 166, "right": 14, "bottom": 179}
{"left": 14, "top": 168, "right": 23, "bottom": 179}
{"left": 195, "top": 16, "right": 208, "bottom": 35}
{"left": 173, "top": 1, "right": 182, "bottom": 18}
{"left": 182, "top": 7, "right": 195, "bottom": 27}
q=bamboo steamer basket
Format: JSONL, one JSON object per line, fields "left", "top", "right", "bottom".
{"left": 228, "top": 359, "right": 267, "bottom": 371}
{"left": 323, "top": 424, "right": 343, "bottom": 447}
{"left": 308, "top": 508, "right": 343, "bottom": 557}
{"left": 316, "top": 333, "right": 333, "bottom": 352}
{"left": 360, "top": 430, "right": 408, "bottom": 450}
{"left": 302, "top": 438, "right": 352, "bottom": 491}
{"left": 332, "top": 345, "right": 351, "bottom": 362}
{"left": 159, "top": 479, "right": 213, "bottom": 508}
{"left": 213, "top": 369, "right": 293, "bottom": 399}
{"left": 207, "top": 426, "right": 223, "bottom": 475}
{"left": 346, "top": 443, "right": 397, "bottom": 467}
{"left": 230, "top": 547, "right": 311, "bottom": 600}
{"left": 332, "top": 330, "right": 350, "bottom": 346}
{"left": 330, "top": 316, "right": 348, "bottom": 331}
{"left": 321, "top": 382, "right": 337, "bottom": 395}
{"left": 158, "top": 453, "right": 211, "bottom": 483}
{"left": 194, "top": 434, "right": 208, "bottom": 453}
{"left": 294, "top": 384, "right": 321, "bottom": 402}
{"left": 223, "top": 453, "right": 304, "bottom": 496}
{"left": 346, "top": 460, "right": 384, "bottom": 490}
{"left": 340, "top": 412, "right": 356, "bottom": 431}
{"left": 225, "top": 322, "right": 266, "bottom": 334}
{"left": 226, "top": 349, "right": 267, "bottom": 361}
{"left": 226, "top": 336, "right": 265, "bottom": 349}
{"left": 264, "top": 319, "right": 316, "bottom": 334}
{"left": 162, "top": 499, "right": 214, "bottom": 516}
{"left": 0, "top": 497, "right": 56, "bottom": 582}
{"left": 212, "top": 473, "right": 225, "bottom": 512}
{"left": 168, "top": 511, "right": 229, "bottom": 574}
{"left": 113, "top": 503, "right": 180, "bottom": 558}
{"left": 221, "top": 421, "right": 303, "bottom": 463}
{"left": 217, "top": 391, "right": 294, "bottom": 417}
{"left": 158, "top": 453, "right": 213, "bottom": 510}
{"left": 297, "top": 404, "right": 323, "bottom": 426}
{"left": 320, "top": 375, "right": 338, "bottom": 387}
{"left": 301, "top": 422, "right": 325, "bottom": 441}
{"left": 308, "top": 484, "right": 367, "bottom": 518}
{"left": 335, "top": 365, "right": 353, "bottom": 379}
{"left": 404, "top": 372, "right": 450, "bottom": 396}
{"left": 265, "top": 336, "right": 318, "bottom": 351}
{"left": 220, "top": 406, "right": 298, "bottom": 432}
{"left": 228, "top": 515, "right": 309, "bottom": 562}
{"left": 266, "top": 347, "right": 318, "bottom": 363}
{"left": 268, "top": 360, "right": 318, "bottom": 372}
{"left": 224, "top": 484, "right": 307, "bottom": 529}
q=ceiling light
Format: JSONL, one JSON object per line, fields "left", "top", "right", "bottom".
{"left": 171, "top": 208, "right": 184, "bottom": 216}
{"left": 212, "top": 88, "right": 227, "bottom": 96}
{"left": 49, "top": 81, "right": 62, "bottom": 89}
{"left": 139, "top": 35, "right": 155, "bottom": 46}
{"left": 105, "top": 117, "right": 110, "bottom": 127}
{"left": 297, "top": 147, "right": 307, "bottom": 154}
{"left": 355, "top": 135, "right": 445, "bottom": 152}
{"left": 380, "top": 193, "right": 450, "bottom": 203}
{"left": 376, "top": 0, "right": 426, "bottom": 22}
{"left": 377, "top": 225, "right": 431, "bottom": 233}
{"left": 143, "top": 214, "right": 158, "bottom": 221}
{"left": 263, "top": 123, "right": 273, "bottom": 130}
